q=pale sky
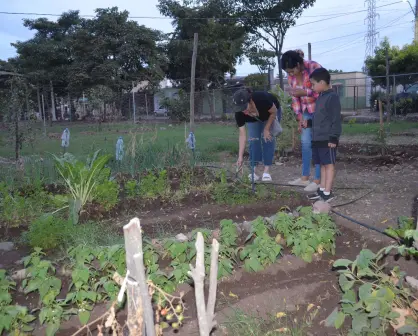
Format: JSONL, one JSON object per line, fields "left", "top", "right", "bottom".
{"left": 0, "top": 0, "right": 415, "bottom": 76}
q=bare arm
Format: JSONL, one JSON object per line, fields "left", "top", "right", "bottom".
{"left": 264, "top": 104, "right": 277, "bottom": 132}
{"left": 238, "top": 126, "right": 246, "bottom": 160}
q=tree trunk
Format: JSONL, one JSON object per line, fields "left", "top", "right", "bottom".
{"left": 25, "top": 85, "right": 30, "bottom": 120}
{"left": 276, "top": 49, "right": 284, "bottom": 90}
{"left": 50, "top": 80, "right": 57, "bottom": 121}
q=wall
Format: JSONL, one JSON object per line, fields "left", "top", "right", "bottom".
{"left": 331, "top": 72, "right": 368, "bottom": 110}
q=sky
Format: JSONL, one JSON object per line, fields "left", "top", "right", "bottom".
{"left": 0, "top": 0, "right": 415, "bottom": 76}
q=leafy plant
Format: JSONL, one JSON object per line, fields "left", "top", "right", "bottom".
{"left": 94, "top": 180, "right": 119, "bottom": 211}
{"left": 385, "top": 216, "right": 416, "bottom": 246}
{"left": 239, "top": 217, "right": 282, "bottom": 272}
{"left": 272, "top": 209, "right": 337, "bottom": 262}
{"left": 27, "top": 214, "right": 71, "bottom": 250}
{"left": 139, "top": 170, "right": 170, "bottom": 200}
{"left": 327, "top": 248, "right": 418, "bottom": 335}
{"left": 52, "top": 150, "right": 112, "bottom": 223}
{"left": 125, "top": 179, "right": 139, "bottom": 199}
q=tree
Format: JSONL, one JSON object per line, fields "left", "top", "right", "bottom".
{"left": 234, "top": 0, "right": 316, "bottom": 89}
{"left": 158, "top": 0, "right": 247, "bottom": 119}
{"left": 329, "top": 69, "right": 343, "bottom": 73}
{"left": 365, "top": 37, "right": 400, "bottom": 87}
{"left": 244, "top": 73, "right": 268, "bottom": 88}
{"left": 245, "top": 43, "right": 276, "bottom": 73}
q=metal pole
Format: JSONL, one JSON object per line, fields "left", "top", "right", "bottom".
{"left": 308, "top": 43, "right": 312, "bottom": 61}
{"left": 385, "top": 49, "right": 391, "bottom": 122}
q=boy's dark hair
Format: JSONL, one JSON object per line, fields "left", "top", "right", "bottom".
{"left": 281, "top": 50, "right": 303, "bottom": 70}
{"left": 309, "top": 68, "right": 331, "bottom": 85}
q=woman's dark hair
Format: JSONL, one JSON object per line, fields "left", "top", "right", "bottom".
{"left": 281, "top": 50, "right": 304, "bottom": 70}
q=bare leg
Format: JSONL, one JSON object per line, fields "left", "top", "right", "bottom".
{"left": 313, "top": 179, "right": 320, "bottom": 185}
{"left": 320, "top": 166, "right": 326, "bottom": 189}
{"left": 263, "top": 166, "right": 270, "bottom": 174}
{"left": 324, "top": 164, "right": 335, "bottom": 192}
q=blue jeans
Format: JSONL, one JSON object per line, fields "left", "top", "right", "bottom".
{"left": 302, "top": 112, "right": 321, "bottom": 180}
{"left": 247, "top": 121, "right": 275, "bottom": 167}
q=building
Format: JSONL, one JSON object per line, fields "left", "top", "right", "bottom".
{"left": 330, "top": 72, "right": 370, "bottom": 110}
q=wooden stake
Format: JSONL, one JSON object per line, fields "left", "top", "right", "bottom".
{"left": 190, "top": 33, "right": 198, "bottom": 133}
{"left": 123, "top": 218, "right": 155, "bottom": 336}
{"left": 385, "top": 49, "right": 391, "bottom": 122}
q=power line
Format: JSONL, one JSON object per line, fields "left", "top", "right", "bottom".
{"left": 0, "top": 0, "right": 403, "bottom": 23}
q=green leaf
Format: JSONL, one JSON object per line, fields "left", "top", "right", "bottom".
{"left": 324, "top": 307, "right": 339, "bottom": 327}
{"left": 245, "top": 258, "right": 263, "bottom": 272}
{"left": 359, "top": 283, "right": 373, "bottom": 301}
{"left": 356, "top": 249, "right": 376, "bottom": 269}
{"left": 335, "top": 312, "right": 346, "bottom": 329}
{"left": 397, "top": 325, "right": 418, "bottom": 335}
{"left": 341, "top": 289, "right": 356, "bottom": 304}
{"left": 79, "top": 310, "right": 91, "bottom": 325}
{"left": 333, "top": 259, "right": 352, "bottom": 268}
{"left": 352, "top": 313, "right": 368, "bottom": 334}
{"left": 370, "top": 316, "right": 381, "bottom": 330}
{"left": 338, "top": 274, "right": 354, "bottom": 292}
{"left": 46, "top": 322, "right": 60, "bottom": 336}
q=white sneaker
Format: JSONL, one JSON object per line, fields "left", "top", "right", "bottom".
{"left": 304, "top": 182, "right": 319, "bottom": 192}
{"left": 248, "top": 173, "right": 260, "bottom": 182}
{"left": 288, "top": 178, "right": 310, "bottom": 187}
{"left": 262, "top": 173, "right": 272, "bottom": 182}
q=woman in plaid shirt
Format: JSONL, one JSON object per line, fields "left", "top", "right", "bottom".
{"left": 281, "top": 50, "right": 322, "bottom": 192}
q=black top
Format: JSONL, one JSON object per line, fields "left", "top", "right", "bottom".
{"left": 234, "top": 91, "right": 281, "bottom": 128}
{"left": 308, "top": 89, "right": 342, "bottom": 147}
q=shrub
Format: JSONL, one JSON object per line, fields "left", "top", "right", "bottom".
{"left": 27, "top": 215, "right": 71, "bottom": 250}
{"left": 160, "top": 90, "right": 189, "bottom": 121}
{"left": 125, "top": 180, "right": 139, "bottom": 199}
{"left": 94, "top": 180, "right": 120, "bottom": 211}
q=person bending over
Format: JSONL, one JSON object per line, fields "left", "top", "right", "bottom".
{"left": 233, "top": 88, "right": 281, "bottom": 182}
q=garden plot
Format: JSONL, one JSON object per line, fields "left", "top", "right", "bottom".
{"left": 0, "top": 152, "right": 417, "bottom": 336}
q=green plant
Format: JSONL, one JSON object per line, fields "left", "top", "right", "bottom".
{"left": 160, "top": 89, "right": 189, "bottom": 121}
{"left": 272, "top": 209, "right": 337, "bottom": 262}
{"left": 385, "top": 216, "right": 416, "bottom": 246}
{"left": 94, "top": 180, "right": 119, "bottom": 211}
{"left": 139, "top": 170, "right": 170, "bottom": 200}
{"left": 327, "top": 248, "right": 418, "bottom": 335}
{"left": 239, "top": 217, "right": 282, "bottom": 272}
{"left": 52, "top": 150, "right": 112, "bottom": 224}
{"left": 125, "top": 179, "right": 139, "bottom": 199}
{"left": 27, "top": 215, "right": 71, "bottom": 250}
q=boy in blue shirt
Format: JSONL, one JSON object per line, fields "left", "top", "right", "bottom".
{"left": 307, "top": 68, "right": 342, "bottom": 202}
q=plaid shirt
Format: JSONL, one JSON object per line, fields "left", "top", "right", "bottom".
{"left": 287, "top": 60, "right": 322, "bottom": 116}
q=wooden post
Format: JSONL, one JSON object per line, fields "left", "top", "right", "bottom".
{"left": 378, "top": 99, "right": 385, "bottom": 156}
{"left": 190, "top": 33, "right": 198, "bottom": 132}
{"left": 385, "top": 49, "right": 391, "bottom": 122}
{"left": 50, "top": 80, "right": 57, "bottom": 121}
{"left": 37, "top": 86, "right": 42, "bottom": 120}
{"left": 308, "top": 43, "right": 312, "bottom": 61}
{"left": 145, "top": 93, "right": 149, "bottom": 118}
{"left": 393, "top": 75, "right": 397, "bottom": 116}
{"left": 188, "top": 232, "right": 219, "bottom": 336}
{"left": 123, "top": 218, "right": 156, "bottom": 336}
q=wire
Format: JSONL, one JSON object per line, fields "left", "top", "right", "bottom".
{"left": 0, "top": 0, "right": 403, "bottom": 23}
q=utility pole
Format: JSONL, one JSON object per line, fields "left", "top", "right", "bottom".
{"left": 385, "top": 49, "right": 391, "bottom": 122}
{"left": 190, "top": 33, "right": 198, "bottom": 133}
{"left": 308, "top": 43, "right": 312, "bottom": 61}
{"left": 415, "top": 0, "right": 418, "bottom": 42}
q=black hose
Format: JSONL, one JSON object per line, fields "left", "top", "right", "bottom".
{"left": 331, "top": 209, "right": 400, "bottom": 243}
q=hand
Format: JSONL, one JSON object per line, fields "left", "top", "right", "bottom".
{"left": 298, "top": 119, "right": 304, "bottom": 133}
{"left": 328, "top": 143, "right": 337, "bottom": 148}
{"left": 290, "top": 88, "right": 307, "bottom": 97}
{"left": 236, "top": 156, "right": 244, "bottom": 169}
{"left": 263, "top": 129, "right": 272, "bottom": 142}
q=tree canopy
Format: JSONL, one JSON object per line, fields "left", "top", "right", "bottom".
{"left": 365, "top": 37, "right": 418, "bottom": 87}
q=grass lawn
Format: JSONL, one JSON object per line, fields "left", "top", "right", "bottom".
{"left": 0, "top": 120, "right": 417, "bottom": 160}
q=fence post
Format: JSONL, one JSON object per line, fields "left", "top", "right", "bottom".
{"left": 145, "top": 93, "right": 149, "bottom": 118}
{"left": 393, "top": 75, "right": 397, "bottom": 117}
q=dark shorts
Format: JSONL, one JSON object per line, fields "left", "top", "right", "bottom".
{"left": 312, "top": 147, "right": 337, "bottom": 165}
